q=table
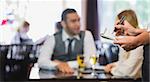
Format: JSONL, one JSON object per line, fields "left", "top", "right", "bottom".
{"left": 29, "top": 63, "right": 136, "bottom": 82}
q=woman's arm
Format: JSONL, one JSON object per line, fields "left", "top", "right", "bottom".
{"left": 111, "top": 46, "right": 143, "bottom": 78}
{"left": 114, "top": 31, "right": 149, "bottom": 51}
{"left": 114, "top": 20, "right": 150, "bottom": 51}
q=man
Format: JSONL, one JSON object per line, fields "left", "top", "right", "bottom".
{"left": 38, "top": 8, "right": 96, "bottom": 74}
{"left": 114, "top": 20, "right": 150, "bottom": 82}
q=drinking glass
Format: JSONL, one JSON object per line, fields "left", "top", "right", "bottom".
{"left": 89, "top": 55, "right": 98, "bottom": 76}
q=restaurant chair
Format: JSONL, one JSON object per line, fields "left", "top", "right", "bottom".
{"left": 95, "top": 41, "right": 119, "bottom": 65}
{"left": 0, "top": 44, "right": 40, "bottom": 81}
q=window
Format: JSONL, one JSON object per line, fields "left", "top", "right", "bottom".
{"left": 0, "top": 0, "right": 82, "bottom": 44}
{"left": 98, "top": 0, "right": 150, "bottom": 42}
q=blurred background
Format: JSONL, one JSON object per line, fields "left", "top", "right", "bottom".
{"left": 0, "top": 0, "right": 150, "bottom": 44}
{"left": 0, "top": 0, "right": 150, "bottom": 80}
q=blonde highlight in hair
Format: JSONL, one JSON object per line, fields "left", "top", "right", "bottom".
{"left": 117, "top": 9, "right": 139, "bottom": 28}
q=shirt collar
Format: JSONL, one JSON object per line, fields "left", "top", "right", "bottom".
{"left": 62, "top": 29, "right": 80, "bottom": 42}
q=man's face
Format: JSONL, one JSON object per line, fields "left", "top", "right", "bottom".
{"left": 64, "top": 13, "right": 80, "bottom": 36}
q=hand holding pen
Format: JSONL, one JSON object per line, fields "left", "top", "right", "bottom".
{"left": 100, "top": 16, "right": 126, "bottom": 40}
{"left": 113, "top": 16, "right": 126, "bottom": 36}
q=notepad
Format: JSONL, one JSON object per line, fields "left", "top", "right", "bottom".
{"left": 100, "top": 34, "right": 115, "bottom": 40}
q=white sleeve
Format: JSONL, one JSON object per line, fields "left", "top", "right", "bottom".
{"left": 11, "top": 33, "right": 20, "bottom": 44}
{"left": 111, "top": 46, "right": 143, "bottom": 78}
{"left": 83, "top": 31, "right": 97, "bottom": 67}
{"left": 67, "top": 61, "right": 78, "bottom": 69}
{"left": 38, "top": 35, "right": 58, "bottom": 70}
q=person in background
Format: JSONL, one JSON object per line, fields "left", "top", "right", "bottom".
{"left": 9, "top": 20, "right": 33, "bottom": 59}
{"left": 38, "top": 8, "right": 96, "bottom": 74}
{"left": 104, "top": 10, "right": 143, "bottom": 79}
{"left": 11, "top": 20, "right": 33, "bottom": 44}
{"left": 114, "top": 20, "right": 150, "bottom": 82}
{"left": 55, "top": 21, "right": 63, "bottom": 32}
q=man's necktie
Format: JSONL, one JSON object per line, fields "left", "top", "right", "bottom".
{"left": 68, "top": 38, "right": 74, "bottom": 56}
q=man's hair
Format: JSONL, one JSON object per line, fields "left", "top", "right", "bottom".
{"left": 61, "top": 8, "right": 77, "bottom": 21}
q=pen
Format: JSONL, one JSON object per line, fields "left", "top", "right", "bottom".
{"left": 112, "top": 16, "right": 126, "bottom": 34}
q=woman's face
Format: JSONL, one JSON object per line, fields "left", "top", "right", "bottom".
{"left": 20, "top": 26, "right": 29, "bottom": 33}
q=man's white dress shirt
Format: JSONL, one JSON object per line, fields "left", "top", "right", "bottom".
{"left": 38, "top": 30, "right": 96, "bottom": 70}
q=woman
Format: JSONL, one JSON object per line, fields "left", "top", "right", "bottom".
{"left": 11, "top": 21, "right": 33, "bottom": 44}
{"left": 9, "top": 21, "right": 33, "bottom": 59}
{"left": 104, "top": 9, "right": 143, "bottom": 79}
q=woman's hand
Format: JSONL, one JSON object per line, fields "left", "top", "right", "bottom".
{"left": 104, "top": 63, "right": 116, "bottom": 73}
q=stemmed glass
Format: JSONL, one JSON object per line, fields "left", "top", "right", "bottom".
{"left": 89, "top": 55, "right": 98, "bottom": 76}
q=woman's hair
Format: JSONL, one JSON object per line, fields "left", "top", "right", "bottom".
{"left": 23, "top": 21, "right": 30, "bottom": 27}
{"left": 117, "top": 9, "right": 139, "bottom": 28}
